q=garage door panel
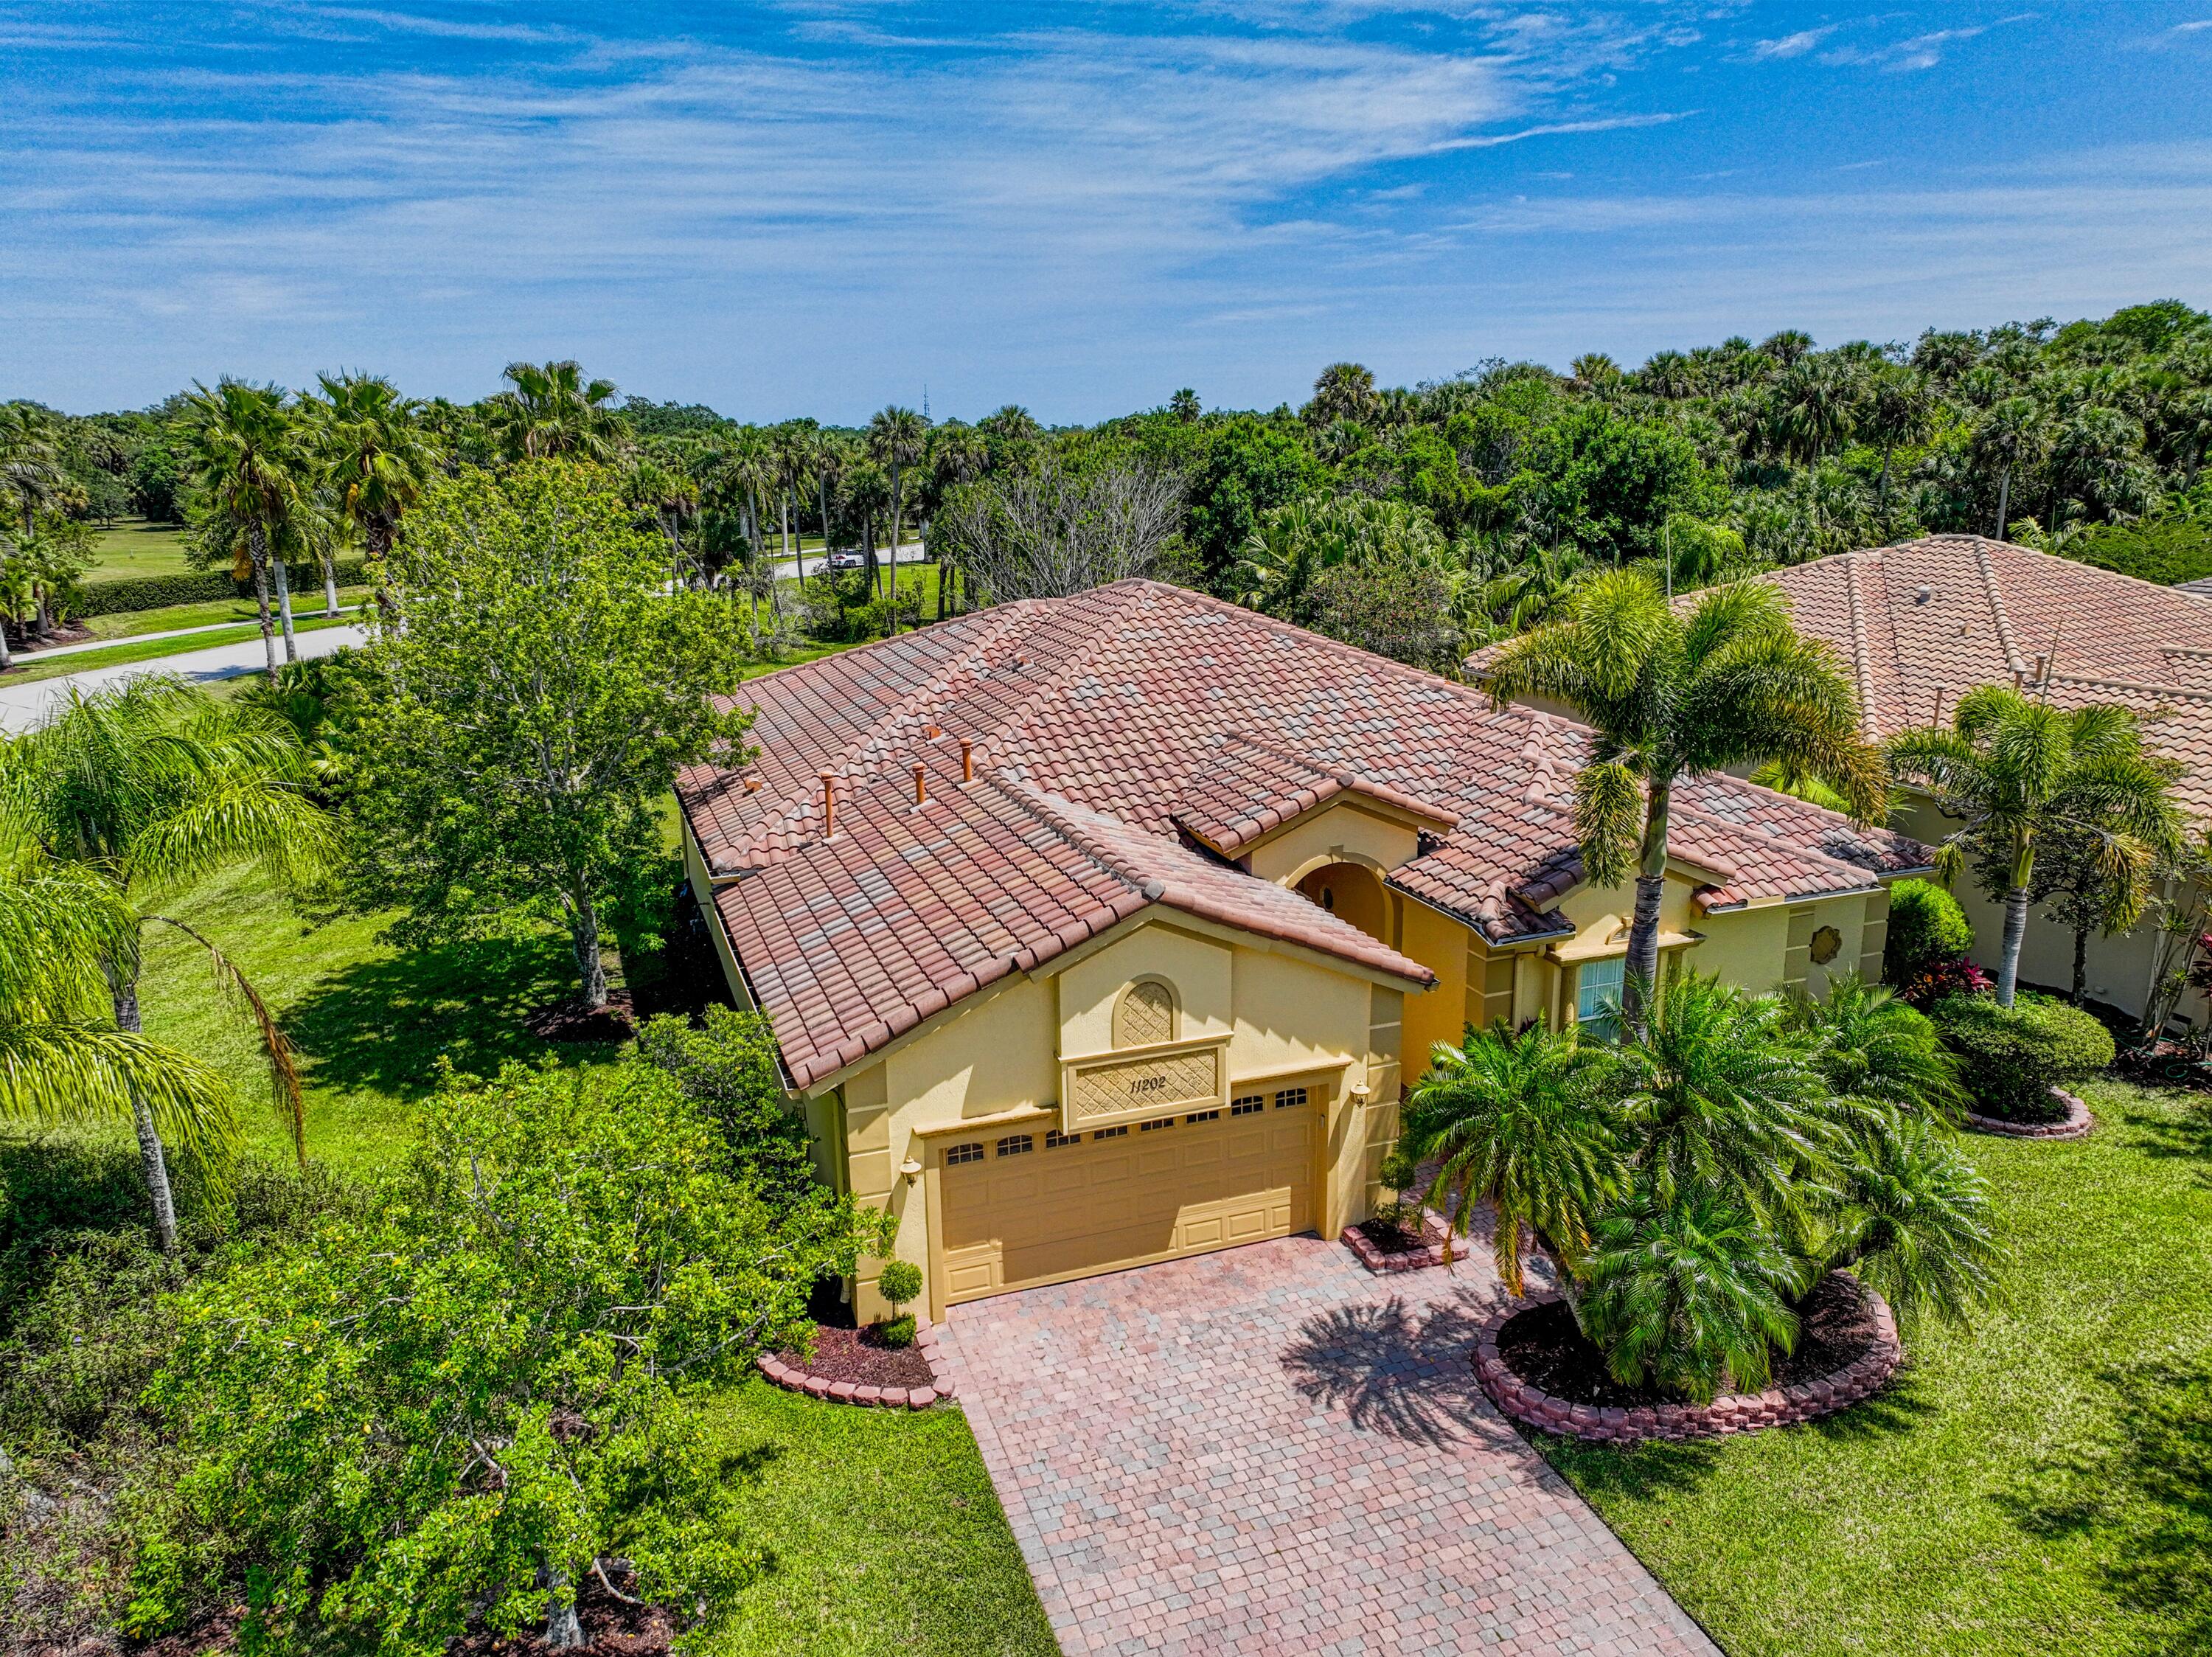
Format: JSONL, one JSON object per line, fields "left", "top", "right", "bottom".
{"left": 938, "top": 1098, "right": 1322, "bottom": 1306}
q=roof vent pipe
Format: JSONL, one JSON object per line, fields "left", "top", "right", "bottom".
{"left": 2033, "top": 652, "right": 2050, "bottom": 687}
{"left": 912, "top": 763, "right": 928, "bottom": 807}
{"left": 820, "top": 772, "right": 836, "bottom": 839}
{"left": 959, "top": 740, "right": 974, "bottom": 784}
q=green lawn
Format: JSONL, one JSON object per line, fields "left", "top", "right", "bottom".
{"left": 698, "top": 1383, "right": 1056, "bottom": 1657}
{"left": 69, "top": 588, "right": 367, "bottom": 645}
{"left": 3, "top": 612, "right": 359, "bottom": 688}
{"left": 86, "top": 518, "right": 192, "bottom": 580}
{"left": 1539, "top": 1077, "right": 2212, "bottom": 1657}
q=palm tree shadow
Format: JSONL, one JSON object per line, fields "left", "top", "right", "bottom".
{"left": 1994, "top": 1352, "right": 2212, "bottom": 1646}
{"left": 2122, "top": 1100, "right": 2212, "bottom": 1186}
{"left": 283, "top": 932, "right": 607, "bottom": 1103}
{"left": 1277, "top": 1286, "right": 1512, "bottom": 1449}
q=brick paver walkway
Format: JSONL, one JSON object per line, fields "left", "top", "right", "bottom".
{"left": 936, "top": 1234, "right": 1720, "bottom": 1656}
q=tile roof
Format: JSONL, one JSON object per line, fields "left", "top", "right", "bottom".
{"left": 679, "top": 581, "right": 1926, "bottom": 1086}
{"left": 1749, "top": 536, "right": 2212, "bottom": 822}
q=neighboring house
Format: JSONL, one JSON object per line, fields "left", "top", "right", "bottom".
{"left": 1748, "top": 535, "right": 2212, "bottom": 1024}
{"left": 675, "top": 580, "right": 1926, "bottom": 1321}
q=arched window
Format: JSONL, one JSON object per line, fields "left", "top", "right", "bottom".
{"left": 1113, "top": 978, "right": 1178, "bottom": 1048}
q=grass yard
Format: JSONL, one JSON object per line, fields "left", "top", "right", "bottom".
{"left": 1539, "top": 1077, "right": 2212, "bottom": 1657}
{"left": 86, "top": 518, "right": 192, "bottom": 579}
{"left": 67, "top": 587, "right": 367, "bottom": 644}
{"left": 697, "top": 1383, "right": 1056, "bottom": 1657}
{"left": 3, "top": 612, "right": 359, "bottom": 688}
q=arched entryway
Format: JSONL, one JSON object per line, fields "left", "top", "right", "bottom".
{"left": 1295, "top": 861, "right": 1388, "bottom": 945}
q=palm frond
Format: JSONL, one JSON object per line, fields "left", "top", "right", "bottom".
{"left": 149, "top": 914, "right": 307, "bottom": 1167}
{"left": 1571, "top": 760, "right": 1644, "bottom": 887}
{"left": 0, "top": 1021, "right": 238, "bottom": 1164}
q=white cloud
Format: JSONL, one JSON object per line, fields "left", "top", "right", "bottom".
{"left": 1750, "top": 27, "right": 1836, "bottom": 61}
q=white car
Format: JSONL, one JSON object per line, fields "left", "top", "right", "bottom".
{"left": 824, "top": 549, "right": 867, "bottom": 572}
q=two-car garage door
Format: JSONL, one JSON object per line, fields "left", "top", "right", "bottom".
{"left": 937, "top": 1084, "right": 1319, "bottom": 1305}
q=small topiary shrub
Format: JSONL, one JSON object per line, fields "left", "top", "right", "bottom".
{"left": 1884, "top": 879, "right": 1976, "bottom": 1001}
{"left": 1929, "top": 993, "right": 2115, "bottom": 1120}
{"left": 874, "top": 1258, "right": 922, "bottom": 1344}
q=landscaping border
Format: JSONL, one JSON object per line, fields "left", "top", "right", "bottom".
{"left": 1961, "top": 1085, "right": 2093, "bottom": 1140}
{"left": 755, "top": 1319, "right": 957, "bottom": 1409}
{"left": 1340, "top": 1209, "right": 1453, "bottom": 1273}
{"left": 1472, "top": 1276, "right": 1902, "bottom": 1445}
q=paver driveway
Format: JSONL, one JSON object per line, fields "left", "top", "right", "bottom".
{"left": 936, "top": 1234, "right": 1719, "bottom": 1657}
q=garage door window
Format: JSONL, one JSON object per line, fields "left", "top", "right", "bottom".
{"left": 1231, "top": 1094, "right": 1264, "bottom": 1116}
{"left": 1093, "top": 1125, "right": 1128, "bottom": 1140}
{"left": 1139, "top": 1116, "right": 1175, "bottom": 1132}
{"left": 996, "top": 1133, "right": 1034, "bottom": 1157}
{"left": 1186, "top": 1108, "right": 1220, "bottom": 1124}
{"left": 1044, "top": 1128, "right": 1079, "bottom": 1148}
{"left": 946, "top": 1142, "right": 984, "bottom": 1166}
{"left": 1274, "top": 1087, "right": 1308, "bottom": 1109}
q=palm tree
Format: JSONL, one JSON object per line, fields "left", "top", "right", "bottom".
{"left": 1863, "top": 363, "right": 1933, "bottom": 517}
{"left": 773, "top": 425, "right": 818, "bottom": 583}
{"left": 1485, "top": 572, "right": 1885, "bottom": 1031}
{"left": 1307, "top": 362, "right": 1378, "bottom": 427}
{"left": 0, "top": 403, "right": 70, "bottom": 670}
{"left": 868, "top": 406, "right": 928, "bottom": 628}
{"left": 0, "top": 847, "right": 237, "bottom": 1178}
{"left": 1404, "top": 1021, "right": 1623, "bottom": 1295}
{"left": 307, "top": 372, "right": 437, "bottom": 617}
{"left": 627, "top": 452, "right": 700, "bottom": 588}
{"left": 1973, "top": 395, "right": 2046, "bottom": 538}
{"left": 1575, "top": 1181, "right": 1804, "bottom": 1403}
{"left": 1787, "top": 973, "right": 1964, "bottom": 1122}
{"left": 1888, "top": 688, "right": 2182, "bottom": 1007}
{"left": 3, "top": 678, "right": 333, "bottom": 1252}
{"left": 487, "top": 361, "right": 622, "bottom": 463}
{"left": 181, "top": 380, "right": 312, "bottom": 681}
{"left": 1818, "top": 1113, "right": 2000, "bottom": 1325}
{"left": 1614, "top": 974, "right": 1835, "bottom": 1235}
{"left": 927, "top": 423, "right": 988, "bottom": 619}
{"left": 1767, "top": 354, "right": 1864, "bottom": 465}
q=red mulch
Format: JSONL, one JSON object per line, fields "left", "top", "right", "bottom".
{"left": 1354, "top": 1216, "right": 1430, "bottom": 1255}
{"left": 775, "top": 1322, "right": 935, "bottom": 1390}
{"left": 525, "top": 987, "right": 639, "bottom": 1043}
{"left": 1498, "top": 1273, "right": 1880, "bottom": 1409}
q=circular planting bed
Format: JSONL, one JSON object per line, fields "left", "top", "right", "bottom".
{"left": 1961, "top": 1085, "right": 2094, "bottom": 1140}
{"left": 757, "top": 1319, "right": 956, "bottom": 1408}
{"left": 1474, "top": 1272, "right": 1901, "bottom": 1445}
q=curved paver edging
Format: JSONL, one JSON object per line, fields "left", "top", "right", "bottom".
{"left": 1473, "top": 1275, "right": 1902, "bottom": 1445}
{"left": 755, "top": 1319, "right": 957, "bottom": 1409}
{"left": 1340, "top": 1208, "right": 1453, "bottom": 1273}
{"left": 1961, "top": 1085, "right": 2094, "bottom": 1140}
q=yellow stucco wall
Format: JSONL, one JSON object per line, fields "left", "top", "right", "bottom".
{"left": 1245, "top": 801, "right": 1422, "bottom": 887}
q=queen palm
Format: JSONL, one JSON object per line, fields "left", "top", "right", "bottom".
{"left": 308, "top": 372, "right": 437, "bottom": 616}
{"left": 1888, "top": 687, "right": 2181, "bottom": 1007}
{"left": 1485, "top": 571, "right": 1885, "bottom": 1032}
{"left": 487, "top": 361, "right": 622, "bottom": 462}
{"left": 1404, "top": 1021, "right": 1622, "bottom": 1296}
{"left": 181, "top": 380, "right": 311, "bottom": 681}
{"left": 3, "top": 678, "right": 333, "bottom": 1253}
{"left": 868, "top": 406, "right": 928, "bottom": 627}
{"left": 0, "top": 847, "right": 236, "bottom": 1175}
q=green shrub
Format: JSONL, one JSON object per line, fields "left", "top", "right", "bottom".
{"left": 2062, "top": 515, "right": 2212, "bottom": 587}
{"left": 878, "top": 1313, "right": 917, "bottom": 1349}
{"left": 876, "top": 1258, "right": 922, "bottom": 1317}
{"left": 1883, "top": 879, "right": 1974, "bottom": 987}
{"left": 1928, "top": 993, "right": 2115, "bottom": 1120}
{"left": 72, "top": 558, "right": 369, "bottom": 619}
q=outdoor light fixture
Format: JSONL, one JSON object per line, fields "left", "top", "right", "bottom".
{"left": 900, "top": 1157, "right": 922, "bottom": 1184}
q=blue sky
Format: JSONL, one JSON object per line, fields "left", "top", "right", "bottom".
{"left": 5, "top": 1, "right": 2210, "bottom": 421}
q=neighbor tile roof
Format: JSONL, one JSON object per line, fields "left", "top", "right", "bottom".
{"left": 1749, "top": 536, "right": 2212, "bottom": 822}
{"left": 678, "top": 581, "right": 1926, "bottom": 1088}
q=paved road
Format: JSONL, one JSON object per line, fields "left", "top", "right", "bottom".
{"left": 938, "top": 1233, "right": 1719, "bottom": 1657}
{"left": 23, "top": 606, "right": 362, "bottom": 663}
{"left": 0, "top": 624, "right": 367, "bottom": 732}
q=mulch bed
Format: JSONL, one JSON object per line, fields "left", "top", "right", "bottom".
{"left": 1962, "top": 1086, "right": 2095, "bottom": 1140}
{"left": 773, "top": 1322, "right": 936, "bottom": 1392}
{"left": 1356, "top": 1217, "right": 1428, "bottom": 1254}
{"left": 524, "top": 987, "right": 639, "bottom": 1043}
{"left": 1498, "top": 1273, "right": 1879, "bottom": 1410}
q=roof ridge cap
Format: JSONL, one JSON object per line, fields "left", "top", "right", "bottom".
{"left": 1972, "top": 536, "right": 2025, "bottom": 675}
{"left": 1841, "top": 551, "right": 1879, "bottom": 741}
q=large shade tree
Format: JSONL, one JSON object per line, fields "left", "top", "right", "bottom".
{"left": 343, "top": 462, "right": 754, "bottom": 1012}
{"left": 1888, "top": 687, "right": 2183, "bottom": 1007}
{"left": 1484, "top": 571, "right": 1885, "bottom": 1032}
{"left": 2, "top": 678, "right": 330, "bottom": 1250}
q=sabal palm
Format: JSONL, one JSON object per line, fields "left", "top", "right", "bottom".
{"left": 1613, "top": 974, "right": 1834, "bottom": 1236}
{"left": 1486, "top": 571, "right": 1884, "bottom": 1029}
{"left": 1404, "top": 1021, "right": 1622, "bottom": 1296}
{"left": 1888, "top": 687, "right": 2182, "bottom": 1007}
{"left": 1575, "top": 1182, "right": 1804, "bottom": 1403}
{"left": 0, "top": 847, "right": 235, "bottom": 1166}
{"left": 3, "top": 678, "right": 333, "bottom": 1251}
{"left": 868, "top": 406, "right": 929, "bottom": 628}
{"left": 181, "top": 379, "right": 313, "bottom": 681}
{"left": 489, "top": 361, "right": 622, "bottom": 462}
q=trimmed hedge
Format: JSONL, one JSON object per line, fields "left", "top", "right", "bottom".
{"left": 1882, "top": 879, "right": 1974, "bottom": 987}
{"left": 74, "top": 558, "right": 370, "bottom": 619}
{"left": 1929, "top": 992, "right": 2115, "bottom": 1122}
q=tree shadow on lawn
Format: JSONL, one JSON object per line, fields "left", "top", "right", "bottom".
{"left": 2118, "top": 1098, "right": 2212, "bottom": 1184}
{"left": 1997, "top": 1352, "right": 2212, "bottom": 1650}
{"left": 283, "top": 931, "right": 613, "bottom": 1105}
